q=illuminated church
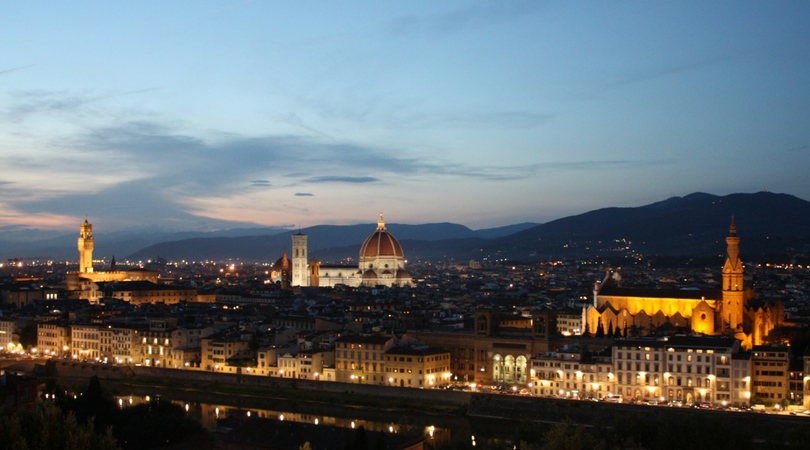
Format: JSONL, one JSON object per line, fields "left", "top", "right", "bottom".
{"left": 584, "top": 218, "right": 782, "bottom": 349}
{"left": 289, "top": 214, "right": 414, "bottom": 288}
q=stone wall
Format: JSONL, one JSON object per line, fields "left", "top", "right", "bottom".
{"left": 131, "top": 365, "right": 471, "bottom": 405}
{"left": 46, "top": 360, "right": 134, "bottom": 380}
{"left": 467, "top": 393, "right": 808, "bottom": 441}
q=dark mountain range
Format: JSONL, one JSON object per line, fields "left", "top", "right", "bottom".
{"left": 5, "top": 192, "right": 809, "bottom": 264}
{"left": 125, "top": 192, "right": 810, "bottom": 263}
{"left": 124, "top": 222, "right": 538, "bottom": 263}
{"left": 0, "top": 227, "right": 290, "bottom": 262}
{"left": 473, "top": 191, "right": 810, "bottom": 261}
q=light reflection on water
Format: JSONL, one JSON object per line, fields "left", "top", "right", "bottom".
{"left": 115, "top": 395, "right": 451, "bottom": 446}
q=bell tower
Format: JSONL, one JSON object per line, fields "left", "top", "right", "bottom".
{"left": 722, "top": 216, "right": 744, "bottom": 330}
{"left": 78, "top": 219, "right": 94, "bottom": 274}
{"left": 291, "top": 232, "right": 309, "bottom": 287}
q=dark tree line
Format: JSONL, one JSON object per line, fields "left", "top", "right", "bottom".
{"left": 37, "top": 376, "right": 213, "bottom": 449}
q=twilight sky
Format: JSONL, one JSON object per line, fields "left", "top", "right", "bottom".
{"left": 1, "top": 1, "right": 809, "bottom": 233}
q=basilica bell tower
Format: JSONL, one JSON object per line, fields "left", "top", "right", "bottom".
{"left": 78, "top": 219, "right": 94, "bottom": 274}
{"left": 721, "top": 216, "right": 744, "bottom": 331}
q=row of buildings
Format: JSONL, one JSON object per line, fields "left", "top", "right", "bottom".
{"left": 30, "top": 307, "right": 808, "bottom": 409}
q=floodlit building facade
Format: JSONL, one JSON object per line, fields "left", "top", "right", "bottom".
{"left": 291, "top": 215, "right": 414, "bottom": 288}
{"left": 334, "top": 334, "right": 396, "bottom": 384}
{"left": 584, "top": 220, "right": 782, "bottom": 349}
{"left": 751, "top": 344, "right": 790, "bottom": 404}
{"left": 384, "top": 346, "right": 452, "bottom": 388}
{"left": 36, "top": 321, "right": 70, "bottom": 357}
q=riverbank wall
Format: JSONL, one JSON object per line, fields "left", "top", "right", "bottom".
{"left": 467, "top": 393, "right": 809, "bottom": 442}
{"left": 44, "top": 360, "right": 471, "bottom": 406}
{"left": 43, "top": 360, "right": 808, "bottom": 442}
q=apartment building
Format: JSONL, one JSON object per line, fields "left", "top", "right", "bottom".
{"left": 751, "top": 344, "right": 790, "bottom": 404}
{"left": 71, "top": 324, "right": 101, "bottom": 360}
{"left": 384, "top": 346, "right": 451, "bottom": 388}
{"left": 334, "top": 334, "right": 395, "bottom": 384}
{"left": 36, "top": 320, "right": 70, "bottom": 357}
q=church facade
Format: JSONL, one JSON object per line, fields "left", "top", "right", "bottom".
{"left": 584, "top": 219, "right": 783, "bottom": 349}
{"left": 291, "top": 215, "right": 414, "bottom": 288}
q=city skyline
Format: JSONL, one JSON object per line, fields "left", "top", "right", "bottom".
{"left": 1, "top": 1, "right": 809, "bottom": 233}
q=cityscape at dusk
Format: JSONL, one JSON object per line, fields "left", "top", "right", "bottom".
{"left": 3, "top": 2, "right": 810, "bottom": 449}
{"left": 1, "top": 1, "right": 809, "bottom": 233}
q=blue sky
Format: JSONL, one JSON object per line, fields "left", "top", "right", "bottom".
{"left": 1, "top": 1, "right": 808, "bottom": 232}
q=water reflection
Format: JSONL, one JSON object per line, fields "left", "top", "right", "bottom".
{"left": 115, "top": 395, "right": 451, "bottom": 447}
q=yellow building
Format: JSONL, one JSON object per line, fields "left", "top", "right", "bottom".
{"left": 70, "top": 324, "right": 101, "bottom": 361}
{"left": 751, "top": 345, "right": 790, "bottom": 404}
{"left": 384, "top": 346, "right": 452, "bottom": 388}
{"left": 334, "top": 334, "right": 395, "bottom": 384}
{"left": 584, "top": 219, "right": 782, "bottom": 349}
{"left": 407, "top": 310, "right": 562, "bottom": 385}
{"left": 530, "top": 347, "right": 614, "bottom": 399}
{"left": 65, "top": 220, "right": 158, "bottom": 293}
{"left": 201, "top": 333, "right": 252, "bottom": 372}
{"left": 36, "top": 320, "right": 71, "bottom": 357}
{"left": 804, "top": 354, "right": 810, "bottom": 410}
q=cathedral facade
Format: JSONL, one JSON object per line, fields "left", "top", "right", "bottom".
{"left": 584, "top": 219, "right": 782, "bottom": 349}
{"left": 291, "top": 215, "right": 414, "bottom": 288}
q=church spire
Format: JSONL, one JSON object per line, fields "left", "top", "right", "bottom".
{"left": 729, "top": 215, "right": 737, "bottom": 237}
{"left": 377, "top": 213, "right": 386, "bottom": 231}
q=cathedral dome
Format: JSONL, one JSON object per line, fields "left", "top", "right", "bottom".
{"left": 359, "top": 214, "right": 404, "bottom": 260}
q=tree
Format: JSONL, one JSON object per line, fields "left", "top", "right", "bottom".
{"left": 595, "top": 318, "right": 605, "bottom": 338}
{"left": 60, "top": 376, "right": 118, "bottom": 431}
{"left": 114, "top": 400, "right": 211, "bottom": 449}
{"left": 353, "top": 426, "right": 369, "bottom": 450}
{"left": 19, "top": 322, "right": 37, "bottom": 349}
{"left": 542, "top": 420, "right": 609, "bottom": 450}
{"left": 0, "top": 401, "right": 119, "bottom": 450}
{"left": 374, "top": 432, "right": 387, "bottom": 450}
{"left": 606, "top": 321, "right": 614, "bottom": 338}
{"left": 248, "top": 334, "right": 261, "bottom": 353}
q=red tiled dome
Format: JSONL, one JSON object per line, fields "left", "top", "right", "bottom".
{"left": 359, "top": 215, "right": 404, "bottom": 259}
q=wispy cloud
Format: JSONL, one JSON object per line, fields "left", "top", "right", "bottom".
{"left": 302, "top": 176, "right": 379, "bottom": 184}
{"left": 383, "top": 2, "right": 544, "bottom": 38}
{"left": 0, "top": 65, "right": 35, "bottom": 76}
{"left": 294, "top": 192, "right": 314, "bottom": 197}
{"left": 391, "top": 111, "right": 555, "bottom": 130}
{"left": 3, "top": 89, "right": 161, "bottom": 123}
{"left": 528, "top": 159, "right": 677, "bottom": 171}
{"left": 303, "top": 93, "right": 553, "bottom": 131}
{"left": 270, "top": 113, "right": 334, "bottom": 140}
{"left": 597, "top": 57, "right": 726, "bottom": 93}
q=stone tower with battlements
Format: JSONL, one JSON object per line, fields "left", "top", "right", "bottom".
{"left": 78, "top": 219, "right": 94, "bottom": 274}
